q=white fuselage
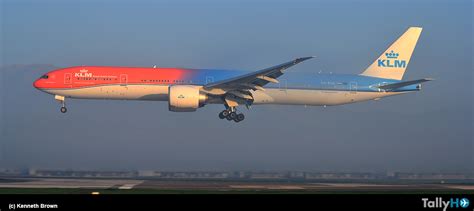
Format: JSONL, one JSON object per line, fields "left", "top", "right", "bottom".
{"left": 41, "top": 84, "right": 405, "bottom": 107}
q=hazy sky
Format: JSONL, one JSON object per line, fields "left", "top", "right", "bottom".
{"left": 0, "top": 0, "right": 472, "bottom": 173}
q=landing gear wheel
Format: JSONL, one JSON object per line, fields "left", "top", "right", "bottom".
{"left": 233, "top": 113, "right": 245, "bottom": 123}
{"left": 229, "top": 112, "right": 237, "bottom": 120}
{"left": 222, "top": 110, "right": 230, "bottom": 117}
{"left": 222, "top": 110, "right": 232, "bottom": 120}
{"left": 60, "top": 107, "right": 67, "bottom": 113}
{"left": 236, "top": 113, "right": 245, "bottom": 121}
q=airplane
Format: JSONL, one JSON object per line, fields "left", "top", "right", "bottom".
{"left": 33, "top": 27, "right": 431, "bottom": 123}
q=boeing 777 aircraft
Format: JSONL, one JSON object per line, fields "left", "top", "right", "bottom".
{"left": 34, "top": 27, "right": 431, "bottom": 122}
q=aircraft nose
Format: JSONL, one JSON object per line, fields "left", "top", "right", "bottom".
{"left": 33, "top": 79, "right": 41, "bottom": 89}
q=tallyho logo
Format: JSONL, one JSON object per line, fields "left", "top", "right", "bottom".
{"left": 422, "top": 197, "right": 470, "bottom": 211}
{"left": 378, "top": 50, "right": 406, "bottom": 68}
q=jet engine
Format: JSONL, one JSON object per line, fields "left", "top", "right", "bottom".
{"left": 168, "top": 85, "right": 207, "bottom": 112}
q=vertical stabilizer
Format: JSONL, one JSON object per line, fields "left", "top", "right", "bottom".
{"left": 360, "top": 27, "right": 422, "bottom": 80}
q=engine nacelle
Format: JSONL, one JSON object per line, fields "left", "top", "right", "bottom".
{"left": 168, "top": 85, "right": 207, "bottom": 112}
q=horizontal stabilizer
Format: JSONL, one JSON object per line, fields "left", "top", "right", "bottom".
{"left": 378, "top": 78, "right": 433, "bottom": 90}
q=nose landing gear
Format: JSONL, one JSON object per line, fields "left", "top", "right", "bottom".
{"left": 55, "top": 95, "right": 68, "bottom": 113}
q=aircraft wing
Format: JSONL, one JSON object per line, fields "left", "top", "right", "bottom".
{"left": 378, "top": 78, "right": 433, "bottom": 90}
{"left": 204, "top": 57, "right": 314, "bottom": 91}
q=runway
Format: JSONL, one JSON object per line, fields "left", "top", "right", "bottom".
{"left": 1, "top": 177, "right": 473, "bottom": 193}
{"left": 0, "top": 178, "right": 143, "bottom": 189}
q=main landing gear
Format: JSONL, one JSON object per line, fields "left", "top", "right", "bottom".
{"left": 218, "top": 107, "right": 245, "bottom": 123}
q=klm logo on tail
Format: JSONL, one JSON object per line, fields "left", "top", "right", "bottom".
{"left": 378, "top": 50, "right": 406, "bottom": 68}
{"left": 361, "top": 27, "right": 422, "bottom": 80}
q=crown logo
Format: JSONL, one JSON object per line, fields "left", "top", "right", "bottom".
{"left": 79, "top": 69, "right": 89, "bottom": 73}
{"left": 385, "top": 50, "right": 399, "bottom": 59}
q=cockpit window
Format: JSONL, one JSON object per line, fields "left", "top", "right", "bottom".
{"left": 40, "top": 74, "right": 49, "bottom": 79}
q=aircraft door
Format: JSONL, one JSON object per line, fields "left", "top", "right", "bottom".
{"left": 350, "top": 82, "right": 357, "bottom": 93}
{"left": 120, "top": 74, "right": 128, "bottom": 86}
{"left": 64, "top": 73, "right": 72, "bottom": 85}
{"left": 206, "top": 76, "right": 214, "bottom": 84}
{"left": 279, "top": 79, "right": 288, "bottom": 92}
